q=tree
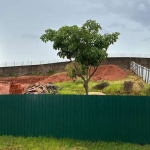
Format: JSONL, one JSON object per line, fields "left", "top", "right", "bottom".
{"left": 65, "top": 61, "right": 85, "bottom": 82}
{"left": 40, "top": 20, "right": 120, "bottom": 95}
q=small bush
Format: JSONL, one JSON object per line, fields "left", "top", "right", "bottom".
{"left": 145, "top": 87, "right": 150, "bottom": 96}
{"left": 102, "top": 84, "right": 121, "bottom": 95}
{"left": 123, "top": 81, "right": 133, "bottom": 94}
{"left": 93, "top": 81, "right": 109, "bottom": 90}
{"left": 75, "top": 78, "right": 83, "bottom": 84}
{"left": 47, "top": 70, "right": 54, "bottom": 75}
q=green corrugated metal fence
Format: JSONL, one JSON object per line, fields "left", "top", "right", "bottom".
{"left": 0, "top": 95, "right": 150, "bottom": 144}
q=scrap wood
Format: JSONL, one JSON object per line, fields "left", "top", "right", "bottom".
{"left": 25, "top": 83, "right": 58, "bottom": 94}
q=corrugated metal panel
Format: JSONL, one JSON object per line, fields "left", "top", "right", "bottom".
{"left": 0, "top": 95, "right": 150, "bottom": 144}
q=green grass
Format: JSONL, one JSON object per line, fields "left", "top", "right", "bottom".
{"left": 0, "top": 136, "right": 150, "bottom": 150}
{"left": 102, "top": 83, "right": 122, "bottom": 95}
{"left": 55, "top": 81, "right": 85, "bottom": 94}
{"left": 55, "top": 80, "right": 102, "bottom": 95}
{"left": 54, "top": 75, "right": 150, "bottom": 96}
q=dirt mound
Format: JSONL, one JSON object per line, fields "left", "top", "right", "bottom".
{"left": 40, "top": 73, "right": 71, "bottom": 83}
{"left": 39, "top": 65, "right": 126, "bottom": 83}
{"left": 92, "top": 64, "right": 127, "bottom": 81}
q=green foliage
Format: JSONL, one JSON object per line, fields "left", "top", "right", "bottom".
{"left": 54, "top": 81, "right": 85, "bottom": 94}
{"left": 54, "top": 78, "right": 150, "bottom": 96}
{"left": 47, "top": 70, "right": 54, "bottom": 75}
{"left": 41, "top": 20, "right": 120, "bottom": 94}
{"left": 93, "top": 81, "right": 109, "bottom": 90}
{"left": 65, "top": 62, "right": 84, "bottom": 80}
{"left": 140, "top": 86, "right": 150, "bottom": 96}
{"left": 41, "top": 20, "right": 119, "bottom": 67}
{"left": 102, "top": 84, "right": 122, "bottom": 95}
{"left": 75, "top": 78, "right": 84, "bottom": 84}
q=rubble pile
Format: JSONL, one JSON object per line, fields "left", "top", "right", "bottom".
{"left": 25, "top": 83, "right": 58, "bottom": 94}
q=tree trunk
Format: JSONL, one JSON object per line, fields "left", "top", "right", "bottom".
{"left": 84, "top": 81, "right": 89, "bottom": 95}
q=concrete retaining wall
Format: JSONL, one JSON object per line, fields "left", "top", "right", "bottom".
{"left": 101, "top": 57, "right": 150, "bottom": 69}
{"left": 0, "top": 57, "right": 149, "bottom": 77}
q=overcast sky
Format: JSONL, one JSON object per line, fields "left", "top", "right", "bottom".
{"left": 0, "top": 0, "right": 150, "bottom": 64}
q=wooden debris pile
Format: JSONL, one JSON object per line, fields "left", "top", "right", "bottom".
{"left": 25, "top": 83, "right": 58, "bottom": 94}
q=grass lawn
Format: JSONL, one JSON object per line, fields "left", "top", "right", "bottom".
{"left": 0, "top": 136, "right": 150, "bottom": 150}
{"left": 54, "top": 74, "right": 150, "bottom": 95}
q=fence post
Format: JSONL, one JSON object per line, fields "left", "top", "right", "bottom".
{"left": 145, "top": 69, "right": 148, "bottom": 83}
{"left": 147, "top": 69, "right": 150, "bottom": 84}
{"left": 142, "top": 66, "right": 143, "bottom": 79}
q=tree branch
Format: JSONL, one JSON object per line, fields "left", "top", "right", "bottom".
{"left": 88, "top": 66, "right": 98, "bottom": 81}
{"left": 73, "top": 62, "right": 85, "bottom": 82}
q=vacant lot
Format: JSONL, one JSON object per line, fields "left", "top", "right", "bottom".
{"left": 0, "top": 64, "right": 149, "bottom": 95}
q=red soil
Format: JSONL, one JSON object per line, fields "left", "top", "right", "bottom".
{"left": 92, "top": 64, "right": 127, "bottom": 81}
{"left": 0, "top": 64, "right": 127, "bottom": 94}
{"left": 0, "top": 76, "right": 48, "bottom": 84}
{"left": 0, "top": 83, "right": 9, "bottom": 94}
{"left": 40, "top": 73, "right": 70, "bottom": 84}
{"left": 40, "top": 64, "right": 127, "bottom": 83}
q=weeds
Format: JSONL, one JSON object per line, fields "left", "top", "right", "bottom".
{"left": 0, "top": 136, "right": 150, "bottom": 150}
{"left": 47, "top": 70, "right": 55, "bottom": 75}
{"left": 54, "top": 74, "right": 149, "bottom": 96}
{"left": 123, "top": 81, "right": 133, "bottom": 94}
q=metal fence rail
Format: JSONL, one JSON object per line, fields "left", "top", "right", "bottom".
{"left": 0, "top": 59, "right": 69, "bottom": 67}
{"left": 130, "top": 61, "right": 150, "bottom": 84}
{"left": 0, "top": 53, "right": 150, "bottom": 67}
{"left": 108, "top": 53, "right": 150, "bottom": 58}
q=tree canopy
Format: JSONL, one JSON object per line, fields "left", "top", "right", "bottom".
{"left": 40, "top": 20, "right": 120, "bottom": 94}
